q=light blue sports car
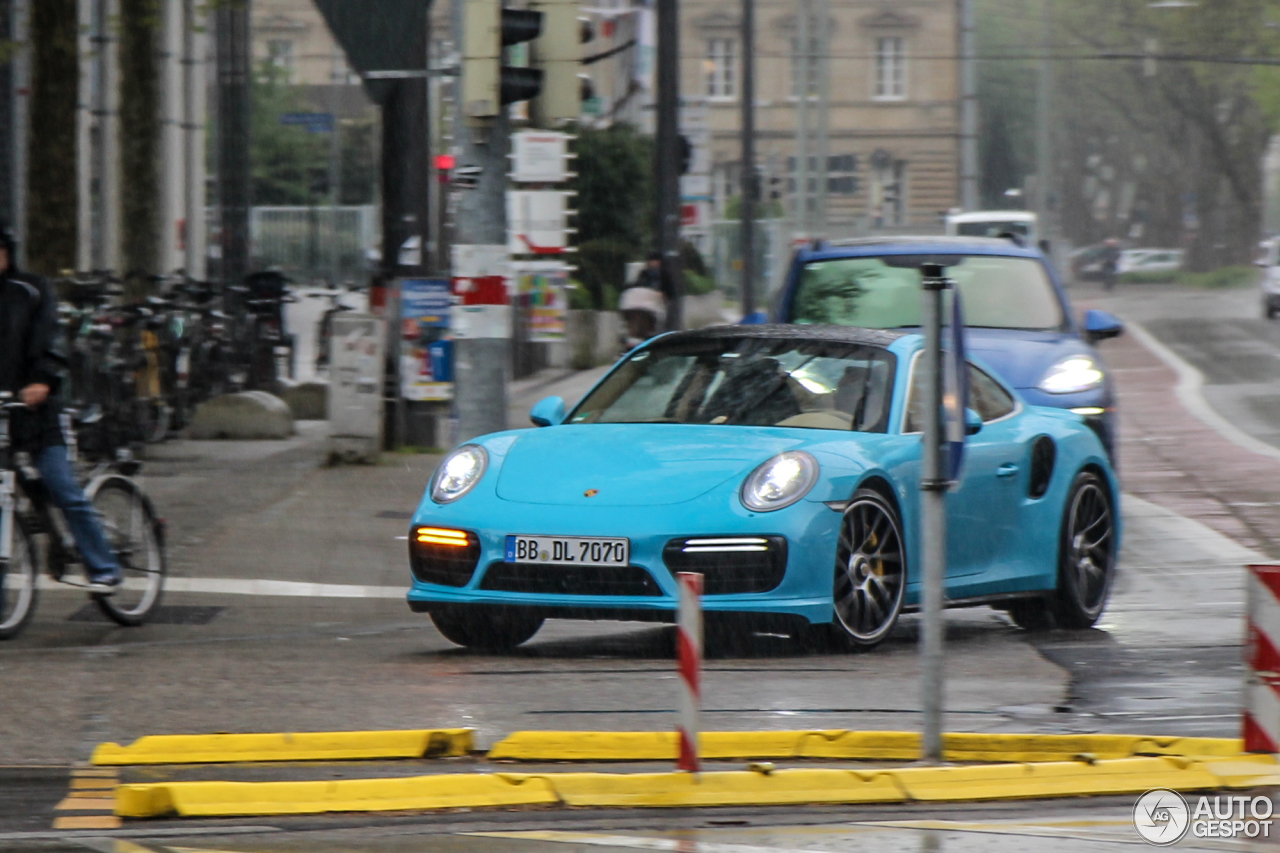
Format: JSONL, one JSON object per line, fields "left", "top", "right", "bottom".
{"left": 407, "top": 325, "right": 1120, "bottom": 651}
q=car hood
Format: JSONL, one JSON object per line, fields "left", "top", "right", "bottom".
{"left": 963, "top": 328, "right": 1094, "bottom": 389}
{"left": 494, "top": 424, "right": 805, "bottom": 506}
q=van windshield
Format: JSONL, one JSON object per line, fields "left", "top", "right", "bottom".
{"left": 792, "top": 255, "right": 1065, "bottom": 331}
{"left": 955, "top": 220, "right": 1032, "bottom": 238}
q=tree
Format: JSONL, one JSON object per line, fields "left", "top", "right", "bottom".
{"left": 252, "top": 67, "right": 329, "bottom": 205}
{"left": 120, "top": 0, "right": 161, "bottom": 293}
{"left": 27, "top": 0, "right": 77, "bottom": 276}
{"left": 572, "top": 123, "right": 654, "bottom": 307}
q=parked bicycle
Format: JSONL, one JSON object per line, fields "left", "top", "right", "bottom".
{"left": 0, "top": 393, "right": 167, "bottom": 639}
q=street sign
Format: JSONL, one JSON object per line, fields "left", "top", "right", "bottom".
{"left": 453, "top": 165, "right": 483, "bottom": 189}
{"left": 507, "top": 190, "right": 573, "bottom": 255}
{"left": 511, "top": 131, "right": 571, "bottom": 182}
{"left": 279, "top": 112, "right": 334, "bottom": 133}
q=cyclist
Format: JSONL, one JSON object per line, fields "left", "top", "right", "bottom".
{"left": 0, "top": 227, "right": 121, "bottom": 592}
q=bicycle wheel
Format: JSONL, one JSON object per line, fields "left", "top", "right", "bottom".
{"left": 0, "top": 514, "right": 38, "bottom": 640}
{"left": 87, "top": 477, "right": 165, "bottom": 626}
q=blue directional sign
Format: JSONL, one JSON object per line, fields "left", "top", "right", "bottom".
{"left": 279, "top": 112, "right": 335, "bottom": 133}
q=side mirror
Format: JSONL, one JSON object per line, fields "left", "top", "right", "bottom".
{"left": 965, "top": 408, "right": 983, "bottom": 436}
{"left": 529, "top": 395, "right": 567, "bottom": 427}
{"left": 1083, "top": 309, "right": 1124, "bottom": 343}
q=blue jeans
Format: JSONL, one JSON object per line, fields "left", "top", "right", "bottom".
{"left": 34, "top": 445, "right": 120, "bottom": 580}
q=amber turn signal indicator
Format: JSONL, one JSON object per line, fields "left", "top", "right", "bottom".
{"left": 414, "top": 527, "right": 471, "bottom": 547}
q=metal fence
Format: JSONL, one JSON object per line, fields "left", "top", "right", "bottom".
{"left": 705, "top": 218, "right": 791, "bottom": 301}
{"left": 215, "top": 206, "right": 380, "bottom": 285}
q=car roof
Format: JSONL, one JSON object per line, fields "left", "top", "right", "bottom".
{"left": 945, "top": 210, "right": 1037, "bottom": 223}
{"left": 656, "top": 323, "right": 907, "bottom": 350}
{"left": 809, "top": 235, "right": 1039, "bottom": 257}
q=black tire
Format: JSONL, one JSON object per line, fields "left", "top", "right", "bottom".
{"left": 0, "top": 516, "right": 38, "bottom": 640}
{"left": 1005, "top": 598, "right": 1054, "bottom": 632}
{"left": 1050, "top": 471, "right": 1116, "bottom": 629}
{"left": 430, "top": 607, "right": 544, "bottom": 651}
{"left": 87, "top": 478, "right": 166, "bottom": 626}
{"left": 820, "top": 487, "right": 907, "bottom": 650}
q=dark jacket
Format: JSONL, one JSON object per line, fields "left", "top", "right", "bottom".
{"left": 0, "top": 269, "right": 64, "bottom": 449}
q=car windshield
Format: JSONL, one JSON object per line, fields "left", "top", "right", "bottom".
{"left": 569, "top": 337, "right": 898, "bottom": 432}
{"left": 791, "top": 254, "right": 1065, "bottom": 331}
{"left": 955, "top": 220, "right": 1031, "bottom": 237}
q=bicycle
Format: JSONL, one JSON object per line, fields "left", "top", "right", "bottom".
{"left": 0, "top": 393, "right": 167, "bottom": 639}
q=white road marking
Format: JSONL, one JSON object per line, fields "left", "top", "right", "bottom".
{"left": 464, "top": 831, "right": 829, "bottom": 853}
{"left": 36, "top": 576, "right": 407, "bottom": 599}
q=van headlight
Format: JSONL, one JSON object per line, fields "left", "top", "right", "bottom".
{"left": 741, "top": 451, "right": 819, "bottom": 512}
{"left": 1038, "top": 356, "right": 1105, "bottom": 395}
{"left": 430, "top": 445, "right": 489, "bottom": 504}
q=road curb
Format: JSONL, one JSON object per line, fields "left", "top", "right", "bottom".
{"left": 114, "top": 754, "right": 1280, "bottom": 818}
{"left": 92, "top": 729, "right": 473, "bottom": 765}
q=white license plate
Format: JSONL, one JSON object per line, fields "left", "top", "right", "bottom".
{"left": 504, "top": 535, "right": 630, "bottom": 567}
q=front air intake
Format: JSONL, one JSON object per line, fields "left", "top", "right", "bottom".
{"left": 662, "top": 536, "right": 788, "bottom": 594}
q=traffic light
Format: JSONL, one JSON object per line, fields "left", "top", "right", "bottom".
{"left": 462, "top": 0, "right": 545, "bottom": 120}
{"left": 529, "top": 0, "right": 586, "bottom": 126}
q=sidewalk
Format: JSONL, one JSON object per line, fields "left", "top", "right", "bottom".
{"left": 1098, "top": 311, "right": 1280, "bottom": 559}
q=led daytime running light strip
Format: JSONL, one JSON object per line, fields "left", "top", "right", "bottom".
{"left": 415, "top": 527, "right": 471, "bottom": 548}
{"left": 682, "top": 537, "right": 770, "bottom": 553}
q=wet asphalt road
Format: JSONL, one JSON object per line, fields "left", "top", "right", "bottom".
{"left": 1, "top": 280, "right": 1278, "bottom": 848}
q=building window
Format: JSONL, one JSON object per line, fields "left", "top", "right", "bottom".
{"left": 790, "top": 36, "right": 820, "bottom": 99}
{"left": 266, "top": 39, "right": 295, "bottom": 83}
{"left": 827, "top": 154, "right": 859, "bottom": 195}
{"left": 874, "top": 36, "right": 906, "bottom": 100}
{"left": 705, "top": 38, "right": 736, "bottom": 98}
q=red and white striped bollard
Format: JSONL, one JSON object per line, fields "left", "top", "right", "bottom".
{"left": 676, "top": 571, "right": 703, "bottom": 773}
{"left": 1245, "top": 564, "right": 1280, "bottom": 752}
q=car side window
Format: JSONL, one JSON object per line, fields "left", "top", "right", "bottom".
{"left": 969, "top": 364, "right": 1016, "bottom": 422}
{"left": 903, "top": 360, "right": 1016, "bottom": 432}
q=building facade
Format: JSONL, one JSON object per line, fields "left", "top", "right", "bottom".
{"left": 683, "top": 0, "right": 960, "bottom": 236}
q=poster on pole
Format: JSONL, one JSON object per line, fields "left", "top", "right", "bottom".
{"left": 399, "top": 278, "right": 454, "bottom": 401}
{"left": 513, "top": 262, "right": 569, "bottom": 341}
{"left": 511, "top": 130, "right": 571, "bottom": 183}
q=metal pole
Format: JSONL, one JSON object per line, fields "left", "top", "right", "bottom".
{"left": 919, "top": 263, "right": 948, "bottom": 764}
{"left": 452, "top": 0, "right": 511, "bottom": 443}
{"left": 813, "top": 0, "right": 829, "bottom": 236}
{"left": 0, "top": 0, "right": 12, "bottom": 233}
{"left": 958, "top": 0, "right": 978, "bottom": 211}
{"left": 182, "top": 0, "right": 207, "bottom": 279}
{"left": 794, "top": 0, "right": 810, "bottom": 236}
{"left": 1034, "top": 0, "right": 1052, "bottom": 239}
{"left": 656, "top": 0, "right": 683, "bottom": 330}
{"left": 10, "top": 0, "right": 29, "bottom": 267}
{"left": 328, "top": 45, "right": 342, "bottom": 285}
{"left": 216, "top": 0, "right": 251, "bottom": 288}
{"left": 76, "top": 0, "right": 92, "bottom": 271}
{"left": 739, "top": 0, "right": 755, "bottom": 319}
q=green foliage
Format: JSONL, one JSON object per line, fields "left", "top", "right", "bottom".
{"left": 252, "top": 67, "right": 330, "bottom": 205}
{"left": 27, "top": 0, "right": 77, "bottom": 276}
{"left": 573, "top": 124, "right": 653, "bottom": 251}
{"left": 574, "top": 239, "right": 631, "bottom": 309}
{"left": 684, "top": 270, "right": 717, "bottom": 297}
{"left": 1118, "top": 265, "right": 1258, "bottom": 288}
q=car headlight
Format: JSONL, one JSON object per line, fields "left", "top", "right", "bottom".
{"left": 430, "top": 444, "right": 489, "bottom": 504}
{"left": 1038, "top": 356, "right": 1105, "bottom": 395}
{"left": 741, "top": 451, "right": 819, "bottom": 512}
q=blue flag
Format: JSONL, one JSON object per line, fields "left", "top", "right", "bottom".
{"left": 943, "top": 289, "right": 969, "bottom": 483}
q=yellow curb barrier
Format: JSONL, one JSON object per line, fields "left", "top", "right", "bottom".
{"left": 541, "top": 768, "right": 905, "bottom": 808}
{"left": 486, "top": 730, "right": 1243, "bottom": 763}
{"left": 116, "top": 773, "right": 558, "bottom": 818}
{"left": 891, "top": 756, "right": 1223, "bottom": 802}
{"left": 113, "top": 754, "right": 1280, "bottom": 818}
{"left": 93, "top": 729, "right": 473, "bottom": 766}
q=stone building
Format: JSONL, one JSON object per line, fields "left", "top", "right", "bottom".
{"left": 683, "top": 1, "right": 960, "bottom": 235}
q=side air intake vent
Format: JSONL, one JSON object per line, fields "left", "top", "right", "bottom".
{"left": 1028, "top": 436, "right": 1056, "bottom": 499}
